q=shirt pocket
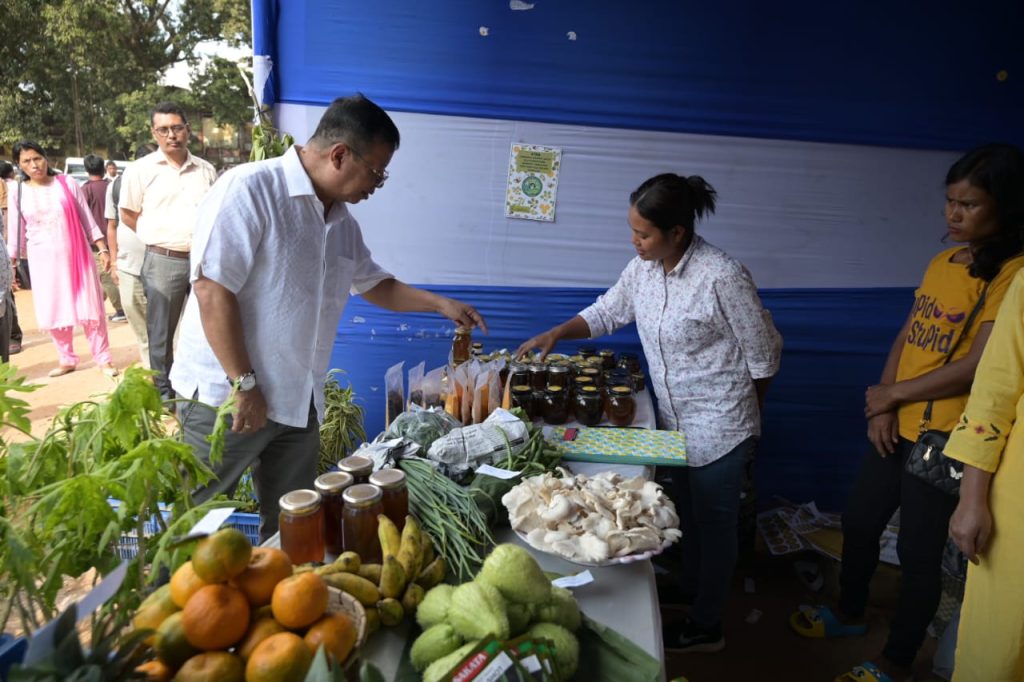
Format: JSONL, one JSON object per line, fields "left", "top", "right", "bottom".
{"left": 665, "top": 313, "right": 720, "bottom": 354}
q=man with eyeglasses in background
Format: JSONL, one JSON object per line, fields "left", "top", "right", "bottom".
{"left": 119, "top": 101, "right": 217, "bottom": 401}
{"left": 169, "top": 93, "right": 488, "bottom": 540}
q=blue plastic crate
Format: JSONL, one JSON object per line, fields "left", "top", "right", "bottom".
{"left": 0, "top": 633, "right": 27, "bottom": 680}
{"left": 109, "top": 501, "right": 260, "bottom": 558}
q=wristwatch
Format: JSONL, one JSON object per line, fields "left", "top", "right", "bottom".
{"left": 228, "top": 370, "right": 257, "bottom": 392}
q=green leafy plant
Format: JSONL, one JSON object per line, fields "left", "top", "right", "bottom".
{"left": 236, "top": 59, "right": 294, "bottom": 161}
{"left": 318, "top": 370, "right": 366, "bottom": 474}
{"left": 0, "top": 366, "right": 229, "bottom": 632}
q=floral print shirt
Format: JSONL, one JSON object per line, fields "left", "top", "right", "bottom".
{"left": 579, "top": 235, "right": 783, "bottom": 466}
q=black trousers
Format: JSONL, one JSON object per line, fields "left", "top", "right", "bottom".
{"left": 839, "top": 437, "right": 958, "bottom": 667}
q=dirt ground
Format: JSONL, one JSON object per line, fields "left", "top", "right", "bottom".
{"left": 4, "top": 287, "right": 143, "bottom": 438}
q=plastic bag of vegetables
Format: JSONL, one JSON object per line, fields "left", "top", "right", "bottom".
{"left": 384, "top": 406, "right": 462, "bottom": 451}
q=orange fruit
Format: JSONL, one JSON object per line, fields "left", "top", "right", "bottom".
{"left": 154, "top": 611, "right": 200, "bottom": 669}
{"left": 231, "top": 547, "right": 293, "bottom": 606}
{"left": 271, "top": 573, "right": 328, "bottom": 629}
{"left": 133, "top": 585, "right": 179, "bottom": 646}
{"left": 236, "top": 615, "right": 287, "bottom": 661}
{"left": 170, "top": 561, "right": 207, "bottom": 608}
{"left": 180, "top": 583, "right": 250, "bottom": 650}
{"left": 303, "top": 612, "right": 358, "bottom": 664}
{"left": 135, "top": 659, "right": 172, "bottom": 681}
{"left": 245, "top": 632, "right": 313, "bottom": 682}
{"left": 191, "top": 527, "right": 252, "bottom": 583}
{"left": 174, "top": 651, "right": 244, "bottom": 681}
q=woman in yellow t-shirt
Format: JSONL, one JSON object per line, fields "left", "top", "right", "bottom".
{"left": 790, "top": 143, "right": 1024, "bottom": 682}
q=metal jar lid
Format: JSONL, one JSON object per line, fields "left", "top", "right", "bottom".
{"left": 579, "top": 385, "right": 600, "bottom": 394}
{"left": 573, "top": 376, "right": 594, "bottom": 387}
{"left": 342, "top": 483, "right": 383, "bottom": 508}
{"left": 548, "top": 364, "right": 571, "bottom": 375}
{"left": 368, "top": 468, "right": 407, "bottom": 490}
{"left": 315, "top": 471, "right": 354, "bottom": 494}
{"left": 610, "top": 385, "right": 633, "bottom": 395}
{"left": 279, "top": 489, "right": 322, "bottom": 515}
{"left": 598, "top": 349, "right": 616, "bottom": 358}
{"left": 512, "top": 384, "right": 533, "bottom": 393}
{"left": 546, "top": 385, "right": 564, "bottom": 394}
{"left": 337, "top": 455, "right": 373, "bottom": 477}
{"left": 529, "top": 363, "right": 547, "bottom": 373}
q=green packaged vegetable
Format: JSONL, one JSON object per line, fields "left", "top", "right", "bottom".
{"left": 410, "top": 623, "right": 464, "bottom": 671}
{"left": 448, "top": 581, "right": 510, "bottom": 641}
{"left": 526, "top": 623, "right": 579, "bottom": 679}
{"left": 478, "top": 543, "right": 552, "bottom": 605}
{"left": 532, "top": 586, "right": 581, "bottom": 632}
{"left": 417, "top": 584, "right": 455, "bottom": 629}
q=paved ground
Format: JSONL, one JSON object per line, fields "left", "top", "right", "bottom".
{"left": 4, "top": 288, "right": 143, "bottom": 438}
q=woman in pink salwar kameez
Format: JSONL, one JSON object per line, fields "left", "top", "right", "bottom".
{"left": 6, "top": 141, "right": 118, "bottom": 377}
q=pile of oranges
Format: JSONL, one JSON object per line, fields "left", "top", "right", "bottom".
{"left": 133, "top": 528, "right": 358, "bottom": 682}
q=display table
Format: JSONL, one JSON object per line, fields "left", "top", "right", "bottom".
{"left": 264, "top": 527, "right": 666, "bottom": 681}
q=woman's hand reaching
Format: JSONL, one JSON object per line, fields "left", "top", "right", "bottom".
{"left": 515, "top": 329, "right": 559, "bottom": 362}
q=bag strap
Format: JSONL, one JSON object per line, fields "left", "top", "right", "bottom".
{"left": 16, "top": 180, "right": 25, "bottom": 259}
{"left": 920, "top": 281, "right": 991, "bottom": 428}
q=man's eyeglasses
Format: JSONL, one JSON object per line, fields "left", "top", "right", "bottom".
{"left": 153, "top": 124, "right": 188, "bottom": 138}
{"left": 349, "top": 147, "right": 389, "bottom": 188}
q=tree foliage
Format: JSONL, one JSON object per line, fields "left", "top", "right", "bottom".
{"left": 0, "top": 0, "right": 251, "bottom": 157}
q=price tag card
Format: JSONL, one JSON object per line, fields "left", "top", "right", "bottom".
{"left": 476, "top": 464, "right": 521, "bottom": 480}
{"left": 178, "top": 507, "right": 237, "bottom": 542}
{"left": 551, "top": 570, "right": 594, "bottom": 589}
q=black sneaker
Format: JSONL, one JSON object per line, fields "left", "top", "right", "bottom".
{"left": 109, "top": 311, "right": 127, "bottom": 322}
{"left": 663, "top": 617, "right": 725, "bottom": 653}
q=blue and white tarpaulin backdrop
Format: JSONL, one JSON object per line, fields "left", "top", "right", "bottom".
{"left": 253, "top": 0, "right": 1023, "bottom": 509}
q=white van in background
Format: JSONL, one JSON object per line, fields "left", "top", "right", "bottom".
{"left": 62, "top": 157, "right": 129, "bottom": 184}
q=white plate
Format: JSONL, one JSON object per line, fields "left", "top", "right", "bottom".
{"left": 513, "top": 528, "right": 676, "bottom": 567}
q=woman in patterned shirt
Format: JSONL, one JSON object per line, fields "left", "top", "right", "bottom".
{"left": 517, "top": 173, "right": 782, "bottom": 653}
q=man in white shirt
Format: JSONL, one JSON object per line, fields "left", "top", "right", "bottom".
{"left": 105, "top": 145, "right": 156, "bottom": 367}
{"left": 170, "top": 94, "right": 488, "bottom": 540}
{"left": 119, "top": 102, "right": 218, "bottom": 400}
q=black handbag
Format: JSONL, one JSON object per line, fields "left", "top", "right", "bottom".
{"left": 903, "top": 283, "right": 989, "bottom": 497}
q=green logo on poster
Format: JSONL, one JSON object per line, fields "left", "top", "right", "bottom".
{"left": 521, "top": 176, "right": 543, "bottom": 197}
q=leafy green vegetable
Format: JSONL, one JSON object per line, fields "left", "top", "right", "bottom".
{"left": 319, "top": 370, "right": 366, "bottom": 474}
{"left": 384, "top": 409, "right": 460, "bottom": 451}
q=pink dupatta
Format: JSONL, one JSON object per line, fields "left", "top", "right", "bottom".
{"left": 54, "top": 175, "right": 95, "bottom": 301}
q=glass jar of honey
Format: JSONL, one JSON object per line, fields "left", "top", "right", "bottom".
{"left": 452, "top": 326, "right": 472, "bottom": 365}
{"left": 632, "top": 371, "right": 646, "bottom": 392}
{"left": 529, "top": 363, "right": 548, "bottom": 391}
{"left": 573, "top": 375, "right": 595, "bottom": 392}
{"left": 337, "top": 455, "right": 373, "bottom": 484}
{"left": 605, "top": 368, "right": 633, "bottom": 390}
{"left": 617, "top": 351, "right": 642, "bottom": 374}
{"left": 471, "top": 342, "right": 484, "bottom": 357}
{"left": 579, "top": 366, "right": 602, "bottom": 387}
{"left": 509, "top": 362, "right": 530, "bottom": 387}
{"left": 368, "top": 468, "right": 409, "bottom": 532}
{"left": 314, "top": 471, "right": 354, "bottom": 557}
{"left": 578, "top": 345, "right": 597, "bottom": 359}
{"left": 547, "top": 363, "right": 571, "bottom": 390}
{"left": 607, "top": 386, "right": 637, "bottom": 427}
{"left": 573, "top": 385, "right": 605, "bottom": 426}
{"left": 510, "top": 384, "right": 536, "bottom": 420}
{"left": 542, "top": 386, "right": 570, "bottom": 424}
{"left": 598, "top": 349, "right": 617, "bottom": 370}
{"left": 279, "top": 489, "right": 325, "bottom": 565}
{"left": 342, "top": 484, "right": 383, "bottom": 563}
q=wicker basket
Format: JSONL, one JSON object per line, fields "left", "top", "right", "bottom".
{"left": 326, "top": 587, "right": 368, "bottom": 649}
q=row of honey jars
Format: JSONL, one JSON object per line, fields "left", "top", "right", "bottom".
{"left": 278, "top": 464, "right": 408, "bottom": 566}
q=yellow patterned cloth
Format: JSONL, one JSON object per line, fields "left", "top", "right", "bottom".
{"left": 549, "top": 427, "right": 687, "bottom": 466}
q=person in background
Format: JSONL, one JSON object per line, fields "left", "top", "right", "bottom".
{"left": 0, "top": 161, "right": 22, "bottom": 355}
{"left": 105, "top": 145, "right": 156, "bottom": 368}
{"left": 790, "top": 144, "right": 1024, "bottom": 682}
{"left": 119, "top": 101, "right": 217, "bottom": 400}
{"left": 516, "top": 173, "right": 782, "bottom": 653}
{"left": 171, "top": 94, "right": 488, "bottom": 541}
{"left": 5, "top": 141, "right": 118, "bottom": 377}
{"left": 81, "top": 154, "right": 126, "bottom": 323}
{"left": 940, "top": 154, "right": 1024, "bottom": 682}
{"left": 105, "top": 160, "right": 118, "bottom": 181}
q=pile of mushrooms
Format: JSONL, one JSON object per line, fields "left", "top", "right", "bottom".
{"left": 502, "top": 468, "right": 681, "bottom": 564}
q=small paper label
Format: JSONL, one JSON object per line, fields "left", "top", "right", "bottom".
{"left": 476, "top": 464, "right": 521, "bottom": 480}
{"left": 182, "top": 507, "right": 236, "bottom": 540}
{"left": 552, "top": 570, "right": 594, "bottom": 588}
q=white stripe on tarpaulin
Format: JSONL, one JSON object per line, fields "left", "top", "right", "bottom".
{"left": 277, "top": 103, "right": 958, "bottom": 290}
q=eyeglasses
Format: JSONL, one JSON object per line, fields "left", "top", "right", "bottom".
{"left": 349, "top": 147, "right": 389, "bottom": 188}
{"left": 153, "top": 124, "right": 188, "bottom": 138}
